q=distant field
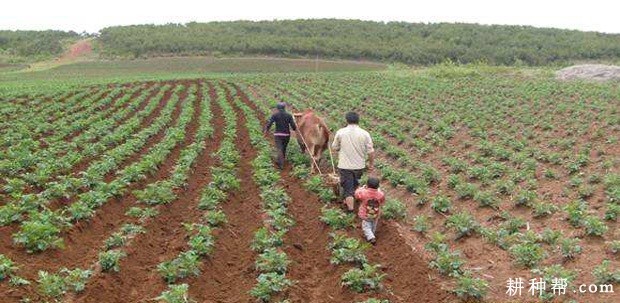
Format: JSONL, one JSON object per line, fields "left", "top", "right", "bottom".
{"left": 0, "top": 63, "right": 28, "bottom": 73}
{"left": 0, "top": 56, "right": 385, "bottom": 97}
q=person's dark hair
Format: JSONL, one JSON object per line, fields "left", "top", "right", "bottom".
{"left": 367, "top": 177, "right": 380, "bottom": 189}
{"left": 345, "top": 111, "right": 359, "bottom": 124}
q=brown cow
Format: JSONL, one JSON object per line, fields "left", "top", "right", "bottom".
{"left": 293, "top": 109, "right": 331, "bottom": 173}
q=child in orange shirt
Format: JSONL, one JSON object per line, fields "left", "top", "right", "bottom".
{"left": 355, "top": 177, "right": 385, "bottom": 245}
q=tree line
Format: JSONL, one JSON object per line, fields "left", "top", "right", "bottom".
{"left": 97, "top": 20, "right": 620, "bottom": 65}
{"left": 0, "top": 30, "right": 79, "bottom": 60}
{"left": 3, "top": 20, "right": 620, "bottom": 65}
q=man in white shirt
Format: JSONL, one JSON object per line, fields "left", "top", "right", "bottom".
{"left": 331, "top": 111, "right": 375, "bottom": 212}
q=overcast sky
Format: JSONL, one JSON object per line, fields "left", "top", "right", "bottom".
{"left": 2, "top": 0, "right": 620, "bottom": 34}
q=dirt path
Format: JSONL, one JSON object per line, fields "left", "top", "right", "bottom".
{"left": 278, "top": 165, "right": 367, "bottom": 302}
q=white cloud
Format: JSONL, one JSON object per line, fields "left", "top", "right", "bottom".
{"left": 1, "top": 0, "right": 619, "bottom": 33}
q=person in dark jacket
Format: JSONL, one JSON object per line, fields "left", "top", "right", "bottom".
{"left": 264, "top": 102, "right": 297, "bottom": 169}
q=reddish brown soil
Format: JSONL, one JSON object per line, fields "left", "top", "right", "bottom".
{"left": 236, "top": 85, "right": 454, "bottom": 303}
{"left": 58, "top": 39, "right": 93, "bottom": 61}
{"left": 0, "top": 81, "right": 191, "bottom": 290}
{"left": 73, "top": 82, "right": 227, "bottom": 303}
{"left": 183, "top": 86, "right": 263, "bottom": 303}
{"left": 66, "top": 83, "right": 167, "bottom": 177}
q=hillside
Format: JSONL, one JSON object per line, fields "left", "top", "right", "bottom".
{"left": 3, "top": 20, "right": 620, "bottom": 66}
{"left": 0, "top": 30, "right": 80, "bottom": 62}
{"left": 98, "top": 19, "right": 620, "bottom": 65}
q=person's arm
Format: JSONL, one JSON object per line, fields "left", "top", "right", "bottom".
{"left": 354, "top": 187, "right": 363, "bottom": 200}
{"left": 264, "top": 115, "right": 275, "bottom": 133}
{"left": 289, "top": 114, "right": 297, "bottom": 131}
{"left": 331, "top": 130, "right": 341, "bottom": 151}
{"left": 366, "top": 133, "right": 375, "bottom": 171}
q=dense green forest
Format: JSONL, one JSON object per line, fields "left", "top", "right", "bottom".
{"left": 0, "top": 30, "right": 79, "bottom": 61}
{"left": 3, "top": 20, "right": 620, "bottom": 65}
{"left": 98, "top": 20, "right": 620, "bottom": 65}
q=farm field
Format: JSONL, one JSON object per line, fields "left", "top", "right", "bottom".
{"left": 0, "top": 64, "right": 619, "bottom": 303}
{"left": 0, "top": 56, "right": 386, "bottom": 97}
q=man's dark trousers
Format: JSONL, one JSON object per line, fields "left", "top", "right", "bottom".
{"left": 274, "top": 136, "right": 290, "bottom": 169}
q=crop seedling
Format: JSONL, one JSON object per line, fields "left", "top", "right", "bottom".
{"left": 541, "top": 228, "right": 562, "bottom": 245}
{"left": 329, "top": 233, "right": 370, "bottom": 265}
{"left": 412, "top": 215, "right": 430, "bottom": 233}
{"left": 605, "top": 203, "right": 620, "bottom": 221}
{"left": 9, "top": 275, "right": 30, "bottom": 287}
{"left": 37, "top": 270, "right": 66, "bottom": 298}
{"left": 455, "top": 183, "right": 477, "bottom": 200}
{"left": 607, "top": 241, "right": 620, "bottom": 254}
{"left": 255, "top": 248, "right": 290, "bottom": 273}
{"left": 592, "top": 260, "right": 620, "bottom": 284}
{"left": 13, "top": 210, "right": 66, "bottom": 253}
{"left": 305, "top": 175, "right": 337, "bottom": 202}
{"left": 125, "top": 207, "right": 159, "bottom": 221}
{"left": 155, "top": 284, "right": 195, "bottom": 303}
{"left": 509, "top": 242, "right": 545, "bottom": 268}
{"left": 514, "top": 189, "right": 537, "bottom": 207}
{"left": 425, "top": 232, "right": 448, "bottom": 253}
{"left": 532, "top": 202, "right": 558, "bottom": 218}
{"left": 446, "top": 174, "right": 461, "bottom": 189}
{"left": 320, "top": 207, "right": 355, "bottom": 229}
{"left": 558, "top": 237, "right": 582, "bottom": 259}
{"left": 251, "top": 227, "right": 285, "bottom": 252}
{"left": 198, "top": 185, "right": 227, "bottom": 210}
{"left": 500, "top": 216, "right": 525, "bottom": 234}
{"left": 205, "top": 209, "right": 227, "bottom": 227}
{"left": 60, "top": 267, "right": 92, "bottom": 293}
{"left": 532, "top": 264, "right": 577, "bottom": 285}
{"left": 381, "top": 199, "right": 406, "bottom": 220}
{"left": 99, "top": 249, "right": 126, "bottom": 272}
{"left": 134, "top": 183, "right": 176, "bottom": 205}
{"left": 265, "top": 208, "right": 294, "bottom": 232}
{"left": 564, "top": 200, "right": 588, "bottom": 227}
{"left": 453, "top": 273, "right": 489, "bottom": 300}
{"left": 430, "top": 250, "right": 465, "bottom": 277}
{"left": 474, "top": 190, "right": 500, "bottom": 209}
{"left": 120, "top": 223, "right": 146, "bottom": 236}
{"left": 446, "top": 212, "right": 479, "bottom": 240}
{"left": 184, "top": 223, "right": 214, "bottom": 256}
{"left": 583, "top": 216, "right": 608, "bottom": 237}
{"left": 431, "top": 194, "right": 452, "bottom": 214}
{"left": 0, "top": 254, "right": 17, "bottom": 281}
{"left": 157, "top": 251, "right": 202, "bottom": 283}
{"left": 341, "top": 263, "right": 385, "bottom": 293}
{"left": 104, "top": 232, "right": 126, "bottom": 250}
{"left": 250, "top": 272, "right": 293, "bottom": 301}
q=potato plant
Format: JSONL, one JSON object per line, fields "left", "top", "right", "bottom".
{"left": 381, "top": 199, "right": 406, "bottom": 220}
{"left": 250, "top": 272, "right": 293, "bottom": 302}
{"left": 509, "top": 242, "right": 546, "bottom": 268}
{"left": 320, "top": 207, "right": 355, "bottom": 229}
{"left": 341, "top": 263, "right": 385, "bottom": 293}
{"left": 157, "top": 251, "right": 202, "bottom": 283}
{"left": 155, "top": 283, "right": 195, "bottom": 303}
{"left": 255, "top": 248, "right": 290, "bottom": 274}
{"left": 99, "top": 249, "right": 126, "bottom": 272}
{"left": 329, "top": 233, "right": 370, "bottom": 265}
{"left": 446, "top": 212, "right": 479, "bottom": 240}
{"left": 453, "top": 274, "right": 489, "bottom": 300}
{"left": 0, "top": 254, "right": 17, "bottom": 280}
